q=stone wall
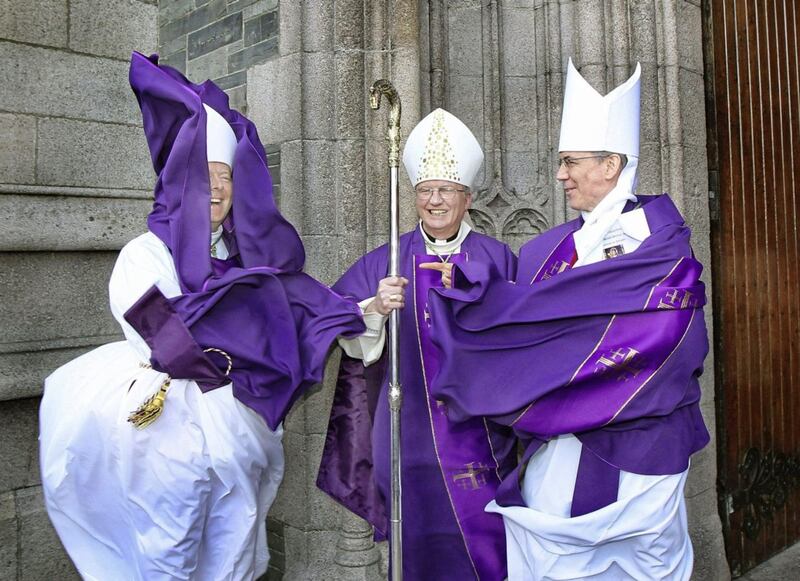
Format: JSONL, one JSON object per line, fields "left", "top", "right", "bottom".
{"left": 0, "top": 1, "right": 157, "bottom": 579}
{"left": 247, "top": 1, "right": 421, "bottom": 577}
{"left": 158, "top": 0, "right": 280, "bottom": 115}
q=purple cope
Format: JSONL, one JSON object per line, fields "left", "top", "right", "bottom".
{"left": 123, "top": 52, "right": 365, "bottom": 430}
{"left": 427, "top": 194, "right": 710, "bottom": 512}
{"left": 317, "top": 228, "right": 517, "bottom": 581}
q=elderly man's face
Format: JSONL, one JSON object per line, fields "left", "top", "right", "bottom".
{"left": 556, "top": 152, "right": 621, "bottom": 212}
{"left": 415, "top": 179, "right": 472, "bottom": 239}
{"left": 209, "top": 162, "right": 233, "bottom": 230}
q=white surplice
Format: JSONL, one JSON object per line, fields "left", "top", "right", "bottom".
{"left": 487, "top": 208, "right": 694, "bottom": 581}
{"left": 39, "top": 232, "right": 284, "bottom": 581}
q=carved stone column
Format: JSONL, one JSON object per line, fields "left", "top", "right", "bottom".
{"left": 333, "top": 510, "right": 381, "bottom": 575}
{"left": 425, "top": 0, "right": 560, "bottom": 252}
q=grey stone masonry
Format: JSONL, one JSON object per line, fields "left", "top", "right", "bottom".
{"left": 159, "top": 0, "right": 280, "bottom": 112}
{"left": 248, "top": 0, "right": 421, "bottom": 578}
{"left": 188, "top": 12, "right": 243, "bottom": 60}
{"left": 0, "top": 1, "right": 157, "bottom": 579}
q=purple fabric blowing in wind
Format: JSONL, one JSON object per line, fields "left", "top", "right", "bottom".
{"left": 123, "top": 52, "right": 365, "bottom": 430}
{"left": 427, "top": 195, "right": 710, "bottom": 508}
{"left": 317, "top": 228, "right": 516, "bottom": 580}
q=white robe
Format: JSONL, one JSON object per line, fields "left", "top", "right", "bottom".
{"left": 487, "top": 209, "right": 694, "bottom": 580}
{"left": 39, "top": 232, "right": 284, "bottom": 581}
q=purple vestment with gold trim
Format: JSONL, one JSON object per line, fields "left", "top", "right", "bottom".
{"left": 428, "top": 194, "right": 710, "bottom": 511}
{"left": 318, "top": 228, "right": 516, "bottom": 580}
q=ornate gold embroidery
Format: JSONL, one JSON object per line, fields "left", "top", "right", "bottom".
{"left": 594, "top": 347, "right": 646, "bottom": 382}
{"left": 418, "top": 110, "right": 460, "bottom": 182}
{"left": 453, "top": 462, "right": 490, "bottom": 490}
{"left": 658, "top": 288, "right": 695, "bottom": 309}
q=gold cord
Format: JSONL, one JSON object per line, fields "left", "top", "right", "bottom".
{"left": 127, "top": 348, "right": 232, "bottom": 430}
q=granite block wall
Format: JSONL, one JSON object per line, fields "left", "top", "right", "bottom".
{"left": 158, "top": 0, "right": 280, "bottom": 114}
{"left": 0, "top": 1, "right": 158, "bottom": 578}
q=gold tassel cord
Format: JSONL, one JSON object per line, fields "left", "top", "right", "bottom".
{"left": 127, "top": 348, "right": 232, "bottom": 430}
{"left": 128, "top": 377, "right": 171, "bottom": 429}
{"left": 203, "top": 347, "right": 233, "bottom": 376}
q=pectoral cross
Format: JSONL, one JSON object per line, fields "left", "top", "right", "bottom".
{"left": 424, "top": 306, "right": 432, "bottom": 326}
{"left": 595, "top": 347, "right": 646, "bottom": 382}
{"left": 452, "top": 462, "right": 489, "bottom": 490}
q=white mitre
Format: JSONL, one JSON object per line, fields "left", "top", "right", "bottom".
{"left": 203, "top": 103, "right": 237, "bottom": 167}
{"left": 559, "top": 58, "right": 641, "bottom": 158}
{"left": 402, "top": 108, "right": 484, "bottom": 190}
{"left": 559, "top": 60, "right": 644, "bottom": 266}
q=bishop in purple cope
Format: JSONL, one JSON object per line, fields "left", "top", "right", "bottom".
{"left": 318, "top": 109, "right": 516, "bottom": 580}
{"left": 39, "top": 53, "right": 364, "bottom": 580}
{"left": 426, "top": 61, "right": 710, "bottom": 580}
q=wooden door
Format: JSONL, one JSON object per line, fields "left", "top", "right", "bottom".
{"left": 705, "top": 0, "right": 800, "bottom": 575}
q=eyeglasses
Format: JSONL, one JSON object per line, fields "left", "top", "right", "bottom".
{"left": 415, "top": 186, "right": 467, "bottom": 200}
{"left": 557, "top": 155, "right": 609, "bottom": 170}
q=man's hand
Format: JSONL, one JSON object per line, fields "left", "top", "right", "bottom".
{"left": 365, "top": 276, "right": 409, "bottom": 316}
{"left": 419, "top": 262, "right": 454, "bottom": 288}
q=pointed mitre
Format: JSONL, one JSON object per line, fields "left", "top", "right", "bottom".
{"left": 204, "top": 103, "right": 237, "bottom": 167}
{"left": 402, "top": 108, "right": 484, "bottom": 190}
{"left": 558, "top": 59, "right": 641, "bottom": 157}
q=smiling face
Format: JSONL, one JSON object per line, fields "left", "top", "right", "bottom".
{"left": 209, "top": 162, "right": 233, "bottom": 230}
{"left": 415, "top": 179, "right": 472, "bottom": 240}
{"left": 556, "top": 152, "right": 622, "bottom": 212}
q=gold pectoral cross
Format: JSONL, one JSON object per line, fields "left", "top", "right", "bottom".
{"left": 452, "top": 462, "right": 490, "bottom": 490}
{"left": 595, "top": 347, "right": 646, "bottom": 382}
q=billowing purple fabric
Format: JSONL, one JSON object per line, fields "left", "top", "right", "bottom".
{"left": 428, "top": 195, "right": 710, "bottom": 507}
{"left": 317, "top": 352, "right": 388, "bottom": 534}
{"left": 124, "top": 52, "right": 365, "bottom": 429}
{"left": 317, "top": 229, "right": 517, "bottom": 580}
{"left": 130, "top": 52, "right": 304, "bottom": 291}
{"left": 124, "top": 285, "right": 228, "bottom": 391}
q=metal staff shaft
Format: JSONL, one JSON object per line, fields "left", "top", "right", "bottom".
{"left": 369, "top": 79, "right": 403, "bottom": 581}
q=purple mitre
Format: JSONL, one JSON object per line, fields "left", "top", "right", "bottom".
{"left": 129, "top": 52, "right": 305, "bottom": 293}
